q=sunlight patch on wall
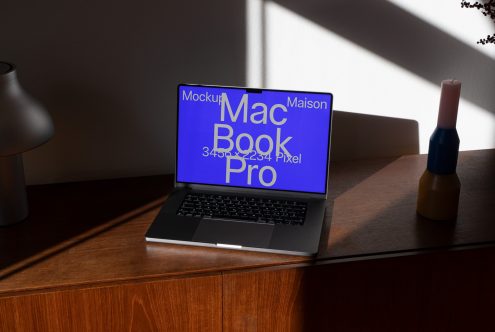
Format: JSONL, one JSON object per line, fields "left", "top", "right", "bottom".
{"left": 387, "top": 0, "right": 495, "bottom": 60}
{"left": 262, "top": 2, "right": 495, "bottom": 153}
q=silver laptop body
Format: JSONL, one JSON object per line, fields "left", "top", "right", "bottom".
{"left": 146, "top": 84, "right": 333, "bottom": 256}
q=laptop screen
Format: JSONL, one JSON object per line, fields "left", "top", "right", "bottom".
{"left": 176, "top": 85, "right": 333, "bottom": 194}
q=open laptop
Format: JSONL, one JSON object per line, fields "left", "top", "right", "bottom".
{"left": 145, "top": 84, "right": 333, "bottom": 255}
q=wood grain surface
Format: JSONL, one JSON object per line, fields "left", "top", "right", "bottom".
{"left": 0, "top": 274, "right": 222, "bottom": 332}
{"left": 0, "top": 150, "right": 493, "bottom": 297}
{"left": 223, "top": 247, "right": 495, "bottom": 332}
{"left": 223, "top": 266, "right": 305, "bottom": 331}
{"left": 322, "top": 149, "right": 495, "bottom": 259}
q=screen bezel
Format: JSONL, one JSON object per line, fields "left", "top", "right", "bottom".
{"left": 175, "top": 83, "right": 334, "bottom": 199}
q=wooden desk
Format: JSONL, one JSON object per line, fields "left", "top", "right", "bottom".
{"left": 1, "top": 150, "right": 494, "bottom": 331}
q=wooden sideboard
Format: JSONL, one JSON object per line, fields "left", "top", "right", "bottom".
{"left": 1, "top": 150, "right": 494, "bottom": 331}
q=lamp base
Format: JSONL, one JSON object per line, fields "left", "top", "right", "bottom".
{"left": 0, "top": 154, "right": 28, "bottom": 226}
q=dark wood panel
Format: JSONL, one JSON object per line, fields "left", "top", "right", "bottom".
{"left": 0, "top": 150, "right": 493, "bottom": 296}
{"left": 223, "top": 267, "right": 305, "bottom": 331}
{"left": 321, "top": 149, "right": 495, "bottom": 259}
{"left": 0, "top": 179, "right": 306, "bottom": 295}
{"left": 0, "top": 274, "right": 222, "bottom": 332}
{"left": 224, "top": 247, "right": 495, "bottom": 332}
{"left": 0, "top": 175, "right": 173, "bottom": 276}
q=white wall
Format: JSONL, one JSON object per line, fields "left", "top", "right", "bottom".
{"left": 250, "top": 0, "right": 495, "bottom": 153}
{"left": 2, "top": 0, "right": 494, "bottom": 185}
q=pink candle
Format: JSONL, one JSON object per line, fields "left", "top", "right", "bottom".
{"left": 437, "top": 79, "right": 461, "bottom": 129}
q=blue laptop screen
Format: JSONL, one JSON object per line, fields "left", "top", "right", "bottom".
{"left": 176, "top": 85, "right": 333, "bottom": 194}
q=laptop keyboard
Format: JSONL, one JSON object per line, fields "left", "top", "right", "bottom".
{"left": 177, "top": 193, "right": 307, "bottom": 225}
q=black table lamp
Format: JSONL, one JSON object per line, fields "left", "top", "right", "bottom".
{"left": 0, "top": 62, "right": 54, "bottom": 226}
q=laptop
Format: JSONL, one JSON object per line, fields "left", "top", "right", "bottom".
{"left": 145, "top": 84, "right": 333, "bottom": 256}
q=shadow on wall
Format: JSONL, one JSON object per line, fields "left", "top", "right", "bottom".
{"left": 330, "top": 111, "right": 419, "bottom": 161}
{"left": 271, "top": 0, "right": 495, "bottom": 115}
{"left": 0, "top": 0, "right": 245, "bottom": 184}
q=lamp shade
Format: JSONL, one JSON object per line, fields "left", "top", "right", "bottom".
{"left": 0, "top": 62, "right": 54, "bottom": 156}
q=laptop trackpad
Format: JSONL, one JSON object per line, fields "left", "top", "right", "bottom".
{"left": 193, "top": 219, "right": 274, "bottom": 248}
